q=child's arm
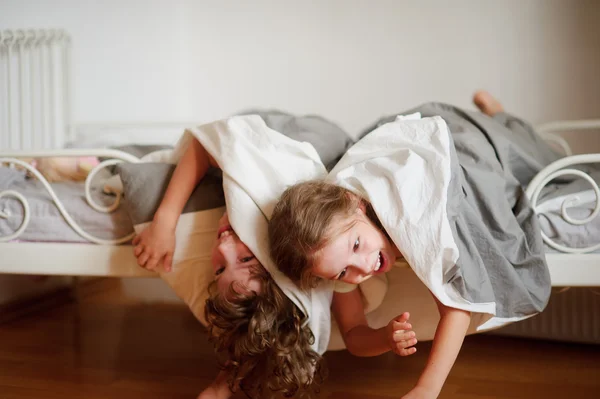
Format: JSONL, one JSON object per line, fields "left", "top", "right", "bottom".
{"left": 402, "top": 295, "right": 471, "bottom": 399}
{"left": 133, "top": 137, "right": 217, "bottom": 272}
{"left": 197, "top": 371, "right": 233, "bottom": 399}
{"left": 332, "top": 289, "right": 417, "bottom": 357}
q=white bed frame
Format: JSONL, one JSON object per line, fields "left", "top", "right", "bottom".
{"left": 0, "top": 30, "right": 599, "bottom": 286}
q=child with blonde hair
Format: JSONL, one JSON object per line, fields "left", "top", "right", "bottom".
{"left": 269, "top": 92, "right": 559, "bottom": 398}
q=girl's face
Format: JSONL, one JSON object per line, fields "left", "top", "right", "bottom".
{"left": 312, "top": 206, "right": 399, "bottom": 285}
{"left": 211, "top": 212, "right": 262, "bottom": 294}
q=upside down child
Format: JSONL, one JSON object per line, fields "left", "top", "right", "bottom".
{"left": 130, "top": 111, "right": 418, "bottom": 398}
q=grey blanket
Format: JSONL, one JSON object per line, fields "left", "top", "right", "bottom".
{"left": 360, "top": 103, "right": 563, "bottom": 319}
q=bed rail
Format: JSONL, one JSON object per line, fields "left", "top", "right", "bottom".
{"left": 0, "top": 149, "right": 139, "bottom": 244}
{"left": 528, "top": 120, "right": 600, "bottom": 253}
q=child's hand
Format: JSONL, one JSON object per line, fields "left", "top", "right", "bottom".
{"left": 132, "top": 221, "right": 176, "bottom": 272}
{"left": 385, "top": 312, "right": 417, "bottom": 356}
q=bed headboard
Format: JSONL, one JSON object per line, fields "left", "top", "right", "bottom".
{"left": 0, "top": 29, "right": 72, "bottom": 150}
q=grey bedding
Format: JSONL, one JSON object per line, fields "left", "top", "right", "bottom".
{"left": 360, "top": 103, "right": 568, "bottom": 319}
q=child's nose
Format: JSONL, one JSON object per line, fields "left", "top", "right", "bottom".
{"left": 354, "top": 256, "right": 372, "bottom": 276}
{"left": 217, "top": 242, "right": 236, "bottom": 264}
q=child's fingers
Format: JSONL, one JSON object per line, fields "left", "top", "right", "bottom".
{"left": 145, "top": 255, "right": 161, "bottom": 271}
{"left": 395, "top": 346, "right": 417, "bottom": 357}
{"left": 396, "top": 337, "right": 418, "bottom": 349}
{"left": 137, "top": 251, "right": 150, "bottom": 267}
{"left": 393, "top": 330, "right": 416, "bottom": 343}
{"left": 134, "top": 245, "right": 144, "bottom": 257}
{"left": 393, "top": 312, "right": 410, "bottom": 323}
{"left": 132, "top": 235, "right": 140, "bottom": 246}
{"left": 393, "top": 321, "right": 412, "bottom": 332}
{"left": 163, "top": 253, "right": 173, "bottom": 272}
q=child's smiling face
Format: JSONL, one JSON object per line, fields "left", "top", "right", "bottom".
{"left": 311, "top": 205, "right": 399, "bottom": 285}
{"left": 211, "top": 212, "right": 262, "bottom": 295}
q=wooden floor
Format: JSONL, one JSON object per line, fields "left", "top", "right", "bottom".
{"left": 1, "top": 279, "right": 599, "bottom": 399}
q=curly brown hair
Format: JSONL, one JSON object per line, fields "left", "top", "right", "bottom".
{"left": 204, "top": 264, "right": 325, "bottom": 398}
{"left": 269, "top": 180, "right": 384, "bottom": 290}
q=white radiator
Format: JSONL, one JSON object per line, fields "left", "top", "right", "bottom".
{"left": 491, "top": 288, "right": 600, "bottom": 344}
{"left": 0, "top": 29, "right": 74, "bottom": 312}
{"left": 0, "top": 29, "right": 72, "bottom": 150}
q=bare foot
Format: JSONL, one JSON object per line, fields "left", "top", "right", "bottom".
{"left": 473, "top": 90, "right": 504, "bottom": 116}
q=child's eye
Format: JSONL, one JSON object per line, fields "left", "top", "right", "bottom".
{"left": 215, "top": 266, "right": 225, "bottom": 276}
{"left": 353, "top": 238, "right": 360, "bottom": 251}
{"left": 240, "top": 256, "right": 254, "bottom": 263}
{"left": 337, "top": 268, "right": 347, "bottom": 280}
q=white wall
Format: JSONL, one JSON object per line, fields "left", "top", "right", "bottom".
{"left": 2, "top": 0, "right": 599, "bottom": 143}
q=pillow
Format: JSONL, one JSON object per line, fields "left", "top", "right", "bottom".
{"left": 103, "top": 146, "right": 174, "bottom": 195}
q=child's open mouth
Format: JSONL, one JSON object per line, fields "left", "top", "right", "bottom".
{"left": 217, "top": 225, "right": 233, "bottom": 239}
{"left": 374, "top": 252, "right": 383, "bottom": 272}
{"left": 372, "top": 251, "right": 393, "bottom": 274}
{"left": 372, "top": 251, "right": 387, "bottom": 274}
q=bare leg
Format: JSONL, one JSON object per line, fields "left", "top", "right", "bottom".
{"left": 473, "top": 90, "right": 504, "bottom": 116}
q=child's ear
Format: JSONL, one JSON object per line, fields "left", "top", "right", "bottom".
{"left": 357, "top": 200, "right": 367, "bottom": 215}
{"left": 344, "top": 191, "right": 365, "bottom": 213}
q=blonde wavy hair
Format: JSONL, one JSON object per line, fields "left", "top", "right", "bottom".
{"left": 204, "top": 264, "right": 325, "bottom": 398}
